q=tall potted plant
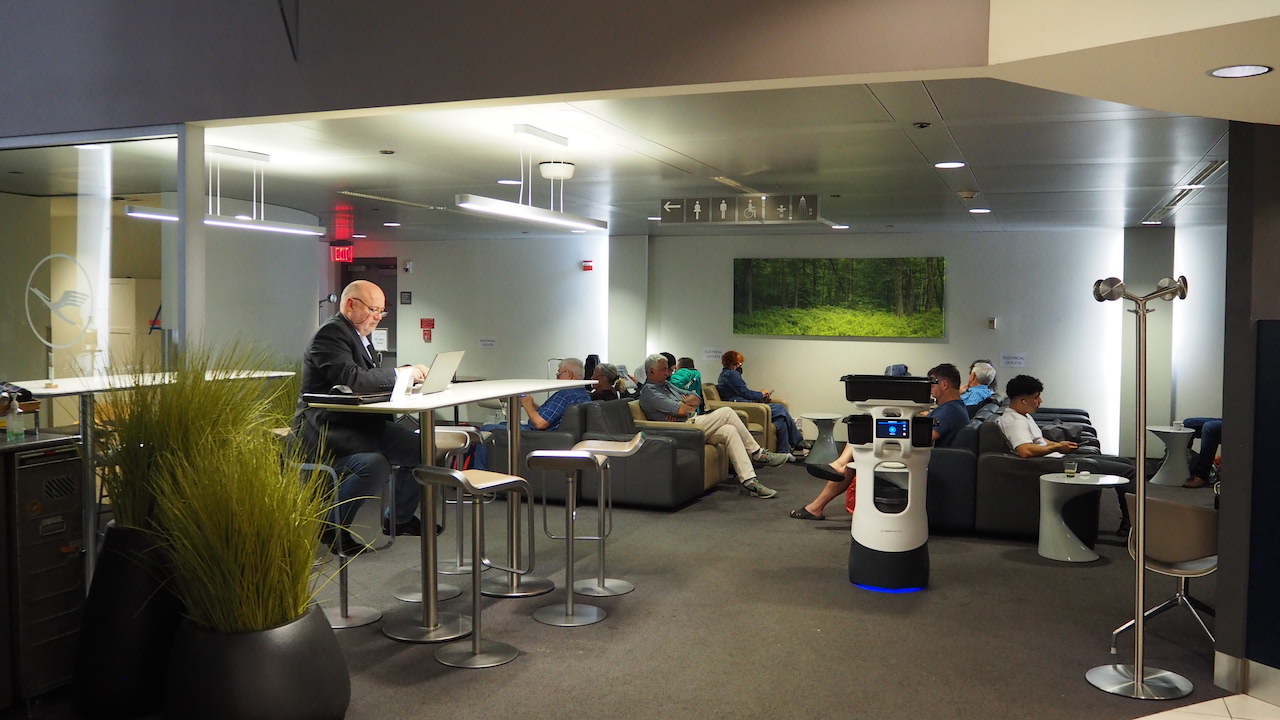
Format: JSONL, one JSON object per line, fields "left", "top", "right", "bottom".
{"left": 149, "top": 352, "right": 349, "bottom": 720}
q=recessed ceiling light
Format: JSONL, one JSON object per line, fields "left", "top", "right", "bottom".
{"left": 1174, "top": 184, "right": 1207, "bottom": 190}
{"left": 934, "top": 161, "right": 966, "bottom": 169}
{"left": 1142, "top": 220, "right": 1162, "bottom": 225}
{"left": 383, "top": 222, "right": 400, "bottom": 227}
{"left": 830, "top": 224, "right": 850, "bottom": 230}
{"left": 647, "top": 216, "right": 660, "bottom": 221}
{"left": 352, "top": 234, "right": 366, "bottom": 238}
{"left": 235, "top": 215, "right": 252, "bottom": 221}
{"left": 571, "top": 230, "right": 586, "bottom": 233}
{"left": 1208, "top": 64, "right": 1272, "bottom": 78}
{"left": 379, "top": 149, "right": 396, "bottom": 155}
{"left": 969, "top": 208, "right": 991, "bottom": 214}
{"left": 497, "top": 179, "right": 522, "bottom": 185}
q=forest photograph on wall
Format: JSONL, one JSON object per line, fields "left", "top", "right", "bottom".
{"left": 733, "top": 257, "right": 946, "bottom": 338}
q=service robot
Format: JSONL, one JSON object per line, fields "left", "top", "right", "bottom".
{"left": 841, "top": 374, "right": 935, "bottom": 592}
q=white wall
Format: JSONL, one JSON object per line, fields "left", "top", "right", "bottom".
{"left": 354, "top": 235, "right": 611, "bottom": 419}
{"left": 1173, "top": 225, "right": 1227, "bottom": 420}
{"left": 647, "top": 231, "right": 1129, "bottom": 452}
{"left": 199, "top": 198, "right": 323, "bottom": 360}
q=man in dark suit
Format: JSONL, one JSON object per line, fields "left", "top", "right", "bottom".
{"left": 295, "top": 280, "right": 431, "bottom": 552}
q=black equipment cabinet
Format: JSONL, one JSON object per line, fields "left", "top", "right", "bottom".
{"left": 0, "top": 433, "right": 85, "bottom": 710}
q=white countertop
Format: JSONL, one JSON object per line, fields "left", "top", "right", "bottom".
{"left": 307, "top": 378, "right": 592, "bottom": 413}
{"left": 10, "top": 370, "right": 294, "bottom": 397}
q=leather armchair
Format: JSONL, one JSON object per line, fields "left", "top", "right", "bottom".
{"left": 974, "top": 421, "right": 1101, "bottom": 543}
{"left": 702, "top": 384, "right": 777, "bottom": 451}
{"left": 579, "top": 400, "right": 726, "bottom": 508}
{"left": 485, "top": 403, "right": 588, "bottom": 503}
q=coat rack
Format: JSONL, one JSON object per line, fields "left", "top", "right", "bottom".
{"left": 1086, "top": 275, "right": 1192, "bottom": 700}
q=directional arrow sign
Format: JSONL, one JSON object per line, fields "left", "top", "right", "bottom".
{"left": 660, "top": 198, "right": 685, "bottom": 223}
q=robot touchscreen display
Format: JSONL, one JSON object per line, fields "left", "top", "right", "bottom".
{"left": 875, "top": 419, "right": 910, "bottom": 439}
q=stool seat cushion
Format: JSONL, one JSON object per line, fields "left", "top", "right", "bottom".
{"left": 460, "top": 469, "right": 528, "bottom": 493}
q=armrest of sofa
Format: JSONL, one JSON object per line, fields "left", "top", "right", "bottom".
{"left": 704, "top": 399, "right": 770, "bottom": 430}
{"left": 629, "top": 420, "right": 707, "bottom": 454}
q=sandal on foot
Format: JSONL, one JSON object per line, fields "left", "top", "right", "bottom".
{"left": 790, "top": 507, "right": 824, "bottom": 521}
{"left": 806, "top": 464, "right": 845, "bottom": 483}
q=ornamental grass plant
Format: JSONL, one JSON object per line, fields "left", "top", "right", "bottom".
{"left": 154, "top": 431, "right": 330, "bottom": 633}
{"left": 96, "top": 344, "right": 330, "bottom": 632}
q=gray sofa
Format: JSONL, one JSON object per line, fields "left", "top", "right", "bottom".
{"left": 579, "top": 400, "right": 723, "bottom": 509}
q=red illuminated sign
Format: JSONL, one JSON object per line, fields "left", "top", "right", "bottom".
{"left": 330, "top": 245, "right": 354, "bottom": 263}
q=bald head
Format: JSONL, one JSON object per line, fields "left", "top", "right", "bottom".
{"left": 339, "top": 280, "right": 387, "bottom": 336}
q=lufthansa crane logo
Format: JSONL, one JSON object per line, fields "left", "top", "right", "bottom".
{"left": 25, "top": 254, "right": 96, "bottom": 349}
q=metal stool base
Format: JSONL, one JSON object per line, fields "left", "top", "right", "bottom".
{"left": 573, "top": 578, "right": 634, "bottom": 597}
{"left": 1086, "top": 664, "right": 1192, "bottom": 700}
{"left": 481, "top": 575, "right": 555, "bottom": 598}
{"left": 532, "top": 603, "right": 606, "bottom": 627}
{"left": 436, "top": 638, "right": 519, "bottom": 668}
{"left": 324, "top": 605, "right": 382, "bottom": 629}
{"left": 382, "top": 613, "right": 473, "bottom": 643}
{"left": 438, "top": 560, "right": 487, "bottom": 576}
{"left": 395, "top": 582, "right": 462, "bottom": 604}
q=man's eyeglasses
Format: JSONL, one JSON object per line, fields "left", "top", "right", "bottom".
{"left": 353, "top": 297, "right": 388, "bottom": 318}
{"left": 556, "top": 369, "right": 570, "bottom": 377}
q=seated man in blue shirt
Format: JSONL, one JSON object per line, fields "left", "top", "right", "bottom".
{"left": 960, "top": 360, "right": 997, "bottom": 407}
{"left": 473, "top": 358, "right": 592, "bottom": 469}
{"left": 519, "top": 357, "right": 592, "bottom": 431}
{"left": 790, "top": 363, "right": 969, "bottom": 521}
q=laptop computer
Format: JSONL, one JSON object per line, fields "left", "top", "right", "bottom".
{"left": 392, "top": 350, "right": 466, "bottom": 399}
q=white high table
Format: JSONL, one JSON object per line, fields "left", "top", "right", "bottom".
{"left": 309, "top": 377, "right": 592, "bottom": 644}
{"left": 1146, "top": 425, "right": 1195, "bottom": 486}
{"left": 12, "top": 370, "right": 294, "bottom": 588}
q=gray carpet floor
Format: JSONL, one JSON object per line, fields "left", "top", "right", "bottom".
{"left": 320, "top": 460, "right": 1222, "bottom": 720}
{"left": 18, "top": 460, "right": 1222, "bottom": 720}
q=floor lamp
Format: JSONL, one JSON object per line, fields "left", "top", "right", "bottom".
{"left": 1086, "top": 275, "right": 1191, "bottom": 700}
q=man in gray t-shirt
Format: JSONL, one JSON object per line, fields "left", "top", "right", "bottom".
{"left": 638, "top": 354, "right": 790, "bottom": 498}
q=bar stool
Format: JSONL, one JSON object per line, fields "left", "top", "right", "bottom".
{"left": 438, "top": 429, "right": 492, "bottom": 577}
{"left": 392, "top": 427, "right": 477, "bottom": 604}
{"left": 571, "top": 435, "right": 644, "bottom": 597}
{"left": 527, "top": 433, "right": 643, "bottom": 627}
{"left": 301, "top": 462, "right": 381, "bottom": 629}
{"left": 413, "top": 465, "right": 536, "bottom": 669}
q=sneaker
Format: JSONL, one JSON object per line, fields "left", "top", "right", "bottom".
{"left": 740, "top": 478, "right": 778, "bottom": 498}
{"left": 752, "top": 450, "right": 790, "bottom": 468}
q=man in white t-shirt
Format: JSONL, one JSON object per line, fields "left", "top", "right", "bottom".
{"left": 999, "top": 374, "right": 1136, "bottom": 534}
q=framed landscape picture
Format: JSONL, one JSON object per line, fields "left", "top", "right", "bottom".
{"left": 733, "top": 257, "right": 946, "bottom": 338}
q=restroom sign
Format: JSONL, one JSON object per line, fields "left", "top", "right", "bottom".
{"left": 659, "top": 194, "right": 819, "bottom": 224}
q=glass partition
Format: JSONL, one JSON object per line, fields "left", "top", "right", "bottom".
{"left": 0, "top": 137, "right": 177, "bottom": 425}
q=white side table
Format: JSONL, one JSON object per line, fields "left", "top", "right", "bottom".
{"left": 1146, "top": 425, "right": 1194, "bottom": 486}
{"left": 801, "top": 412, "right": 844, "bottom": 467}
{"left": 1038, "top": 473, "right": 1128, "bottom": 562}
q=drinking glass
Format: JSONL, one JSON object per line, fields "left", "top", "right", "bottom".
{"left": 1063, "top": 460, "right": 1078, "bottom": 476}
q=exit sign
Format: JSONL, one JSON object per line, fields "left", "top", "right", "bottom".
{"left": 330, "top": 245, "right": 354, "bottom": 263}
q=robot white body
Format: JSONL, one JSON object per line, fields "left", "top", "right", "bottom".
{"left": 845, "top": 394, "right": 934, "bottom": 591}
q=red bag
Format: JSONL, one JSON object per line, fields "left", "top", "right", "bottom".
{"left": 844, "top": 476, "right": 857, "bottom": 514}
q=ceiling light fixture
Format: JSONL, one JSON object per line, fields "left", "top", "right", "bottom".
{"left": 1174, "top": 184, "right": 1206, "bottom": 190}
{"left": 1141, "top": 220, "right": 1163, "bottom": 225}
{"left": 819, "top": 217, "right": 850, "bottom": 230}
{"left": 352, "top": 234, "right": 366, "bottom": 238}
{"left": 497, "top": 179, "right": 523, "bottom": 185}
{"left": 647, "top": 216, "right": 660, "bottom": 221}
{"left": 539, "top": 161, "right": 575, "bottom": 180}
{"left": 1208, "top": 64, "right": 1272, "bottom": 78}
{"left": 934, "top": 161, "right": 966, "bottom": 169}
{"left": 124, "top": 205, "right": 327, "bottom": 236}
{"left": 383, "top": 222, "right": 401, "bottom": 227}
{"left": 455, "top": 193, "right": 607, "bottom": 231}
{"left": 968, "top": 208, "right": 992, "bottom": 214}
{"left": 125, "top": 145, "right": 327, "bottom": 236}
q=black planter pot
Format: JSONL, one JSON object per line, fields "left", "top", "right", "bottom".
{"left": 164, "top": 606, "right": 350, "bottom": 720}
{"left": 73, "top": 525, "right": 183, "bottom": 719}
